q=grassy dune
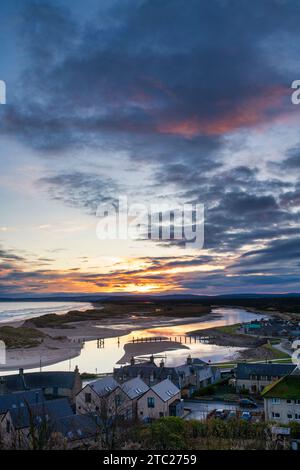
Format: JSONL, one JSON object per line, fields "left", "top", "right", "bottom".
{"left": 24, "top": 301, "right": 211, "bottom": 328}
{"left": 0, "top": 326, "right": 45, "bottom": 348}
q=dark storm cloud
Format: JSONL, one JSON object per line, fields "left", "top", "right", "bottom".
{"left": 1, "top": 0, "right": 297, "bottom": 152}
{"left": 37, "top": 172, "right": 119, "bottom": 212}
{"left": 0, "top": 248, "right": 25, "bottom": 262}
{"left": 179, "top": 271, "right": 300, "bottom": 292}
{"left": 240, "top": 237, "right": 300, "bottom": 264}
{"left": 281, "top": 145, "right": 300, "bottom": 169}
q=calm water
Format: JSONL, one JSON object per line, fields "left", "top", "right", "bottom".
{"left": 0, "top": 301, "right": 92, "bottom": 323}
{"left": 3, "top": 307, "right": 267, "bottom": 374}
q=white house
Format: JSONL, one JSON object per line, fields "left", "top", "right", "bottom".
{"left": 236, "top": 363, "right": 295, "bottom": 394}
{"left": 120, "top": 377, "right": 149, "bottom": 420}
{"left": 137, "top": 379, "right": 181, "bottom": 421}
{"left": 262, "top": 368, "right": 300, "bottom": 425}
{"left": 76, "top": 376, "right": 130, "bottom": 419}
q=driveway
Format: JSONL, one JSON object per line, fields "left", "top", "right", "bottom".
{"left": 183, "top": 399, "right": 263, "bottom": 420}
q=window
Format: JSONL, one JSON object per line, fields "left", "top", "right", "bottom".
{"left": 272, "top": 412, "right": 280, "bottom": 418}
{"left": 147, "top": 397, "right": 155, "bottom": 408}
{"left": 272, "top": 398, "right": 280, "bottom": 404}
{"left": 287, "top": 414, "right": 293, "bottom": 419}
{"left": 296, "top": 400, "right": 300, "bottom": 405}
{"left": 85, "top": 393, "right": 92, "bottom": 404}
{"left": 295, "top": 414, "right": 300, "bottom": 420}
{"left": 287, "top": 399, "right": 292, "bottom": 404}
{"left": 159, "top": 412, "right": 164, "bottom": 418}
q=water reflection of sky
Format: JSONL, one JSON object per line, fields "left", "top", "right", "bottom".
{"left": 11, "top": 307, "right": 267, "bottom": 375}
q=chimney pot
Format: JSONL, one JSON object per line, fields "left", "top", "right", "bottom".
{"left": 186, "top": 355, "right": 192, "bottom": 366}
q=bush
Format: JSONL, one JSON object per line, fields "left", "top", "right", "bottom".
{"left": 143, "top": 417, "right": 188, "bottom": 450}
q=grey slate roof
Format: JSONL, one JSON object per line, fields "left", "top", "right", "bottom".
{"left": 114, "top": 363, "right": 180, "bottom": 384}
{"left": 53, "top": 414, "right": 98, "bottom": 441}
{"left": 151, "top": 379, "right": 180, "bottom": 402}
{"left": 0, "top": 389, "right": 44, "bottom": 414}
{"left": 9, "top": 397, "right": 74, "bottom": 429}
{"left": 236, "top": 362, "right": 295, "bottom": 380}
{"left": 89, "top": 377, "right": 119, "bottom": 396}
{"left": 121, "top": 377, "right": 149, "bottom": 399}
{"left": 0, "top": 374, "right": 26, "bottom": 392}
{"left": 23, "top": 371, "right": 76, "bottom": 389}
{"left": 0, "top": 371, "right": 77, "bottom": 393}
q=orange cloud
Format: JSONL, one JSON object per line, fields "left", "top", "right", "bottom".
{"left": 158, "top": 85, "right": 291, "bottom": 137}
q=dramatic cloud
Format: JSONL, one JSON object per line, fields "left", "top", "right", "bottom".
{"left": 1, "top": 0, "right": 300, "bottom": 294}
{"left": 37, "top": 172, "right": 119, "bottom": 213}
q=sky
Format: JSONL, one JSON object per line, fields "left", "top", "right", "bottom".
{"left": 0, "top": 0, "right": 300, "bottom": 296}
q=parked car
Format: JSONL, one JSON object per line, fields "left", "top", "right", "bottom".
{"left": 239, "top": 398, "right": 257, "bottom": 408}
{"left": 241, "top": 411, "right": 252, "bottom": 421}
{"left": 215, "top": 409, "right": 226, "bottom": 419}
{"left": 228, "top": 410, "right": 237, "bottom": 420}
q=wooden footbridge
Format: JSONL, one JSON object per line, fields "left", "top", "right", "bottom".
{"left": 130, "top": 335, "right": 215, "bottom": 344}
{"left": 95, "top": 334, "right": 216, "bottom": 349}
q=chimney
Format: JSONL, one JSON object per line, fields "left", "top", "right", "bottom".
{"left": 19, "top": 368, "right": 27, "bottom": 389}
{"left": 186, "top": 355, "right": 192, "bottom": 366}
{"left": 130, "top": 356, "right": 135, "bottom": 366}
{"left": 160, "top": 359, "right": 165, "bottom": 368}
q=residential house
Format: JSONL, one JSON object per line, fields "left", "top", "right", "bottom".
{"left": 262, "top": 368, "right": 300, "bottom": 425}
{"left": 0, "top": 385, "right": 102, "bottom": 449}
{"left": 235, "top": 362, "right": 295, "bottom": 394}
{"left": 137, "top": 379, "right": 181, "bottom": 421}
{"left": 0, "top": 389, "right": 45, "bottom": 447}
{"left": 113, "top": 356, "right": 179, "bottom": 386}
{"left": 0, "top": 366, "right": 82, "bottom": 403}
{"left": 120, "top": 377, "right": 149, "bottom": 420}
{"left": 52, "top": 414, "right": 99, "bottom": 449}
{"left": 174, "top": 357, "right": 220, "bottom": 396}
{"left": 76, "top": 376, "right": 129, "bottom": 419}
{"left": 114, "top": 355, "right": 219, "bottom": 396}
{"left": 0, "top": 396, "right": 74, "bottom": 448}
{"left": 0, "top": 410, "right": 11, "bottom": 447}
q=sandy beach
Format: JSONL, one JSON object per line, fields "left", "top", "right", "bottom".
{"left": 117, "top": 340, "right": 189, "bottom": 364}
